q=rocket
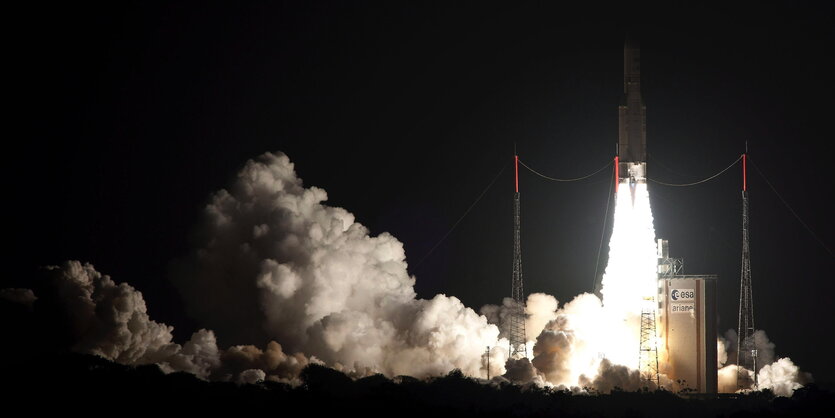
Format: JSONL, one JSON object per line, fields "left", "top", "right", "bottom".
{"left": 617, "top": 38, "right": 647, "bottom": 205}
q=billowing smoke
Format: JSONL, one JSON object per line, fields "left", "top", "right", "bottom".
{"left": 480, "top": 184, "right": 663, "bottom": 391}
{"left": 717, "top": 329, "right": 810, "bottom": 395}
{"left": 9, "top": 261, "right": 308, "bottom": 383}
{"left": 502, "top": 357, "right": 544, "bottom": 385}
{"left": 718, "top": 335, "right": 729, "bottom": 369}
{"left": 718, "top": 365, "right": 754, "bottom": 393}
{"left": 578, "top": 359, "right": 647, "bottom": 393}
{"left": 237, "top": 369, "right": 266, "bottom": 385}
{"left": 4, "top": 152, "right": 505, "bottom": 382}
{"left": 14, "top": 261, "right": 222, "bottom": 379}
{"left": 524, "top": 293, "right": 560, "bottom": 339}
{"left": 480, "top": 292, "right": 558, "bottom": 354}
{"left": 720, "top": 329, "right": 776, "bottom": 368}
{"left": 215, "top": 341, "right": 315, "bottom": 384}
{"left": 171, "top": 151, "right": 506, "bottom": 379}
{"left": 529, "top": 293, "right": 605, "bottom": 388}
{"left": 758, "top": 357, "right": 812, "bottom": 397}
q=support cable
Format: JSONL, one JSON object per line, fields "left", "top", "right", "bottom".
{"left": 647, "top": 153, "right": 692, "bottom": 180}
{"left": 649, "top": 155, "right": 743, "bottom": 186}
{"left": 413, "top": 162, "right": 508, "bottom": 269}
{"left": 592, "top": 163, "right": 615, "bottom": 293}
{"left": 519, "top": 159, "right": 612, "bottom": 182}
{"left": 749, "top": 158, "right": 833, "bottom": 257}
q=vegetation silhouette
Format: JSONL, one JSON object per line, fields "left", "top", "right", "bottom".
{"left": 3, "top": 350, "right": 833, "bottom": 417}
{"left": 1, "top": 297, "right": 832, "bottom": 416}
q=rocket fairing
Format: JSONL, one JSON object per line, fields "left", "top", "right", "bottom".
{"left": 617, "top": 38, "right": 646, "bottom": 202}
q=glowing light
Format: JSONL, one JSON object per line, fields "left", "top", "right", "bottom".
{"left": 598, "top": 182, "right": 659, "bottom": 368}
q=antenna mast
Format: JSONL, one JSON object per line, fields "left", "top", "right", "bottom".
{"left": 509, "top": 153, "right": 527, "bottom": 359}
{"left": 737, "top": 151, "right": 757, "bottom": 389}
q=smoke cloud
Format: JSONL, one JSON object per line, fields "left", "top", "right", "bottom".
{"left": 717, "top": 329, "right": 810, "bottom": 396}
{"left": 718, "top": 365, "right": 753, "bottom": 393}
{"left": 758, "top": 357, "right": 812, "bottom": 397}
{"left": 718, "top": 336, "right": 729, "bottom": 369}
{"left": 4, "top": 152, "right": 505, "bottom": 383}
{"left": 579, "top": 359, "right": 647, "bottom": 393}
{"left": 502, "top": 357, "right": 541, "bottom": 384}
{"left": 7, "top": 260, "right": 378, "bottom": 384}
{"left": 0, "top": 288, "right": 36, "bottom": 309}
{"left": 171, "top": 151, "right": 505, "bottom": 379}
{"left": 13, "top": 261, "right": 222, "bottom": 379}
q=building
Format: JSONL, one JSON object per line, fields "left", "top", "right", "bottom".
{"left": 657, "top": 239, "right": 718, "bottom": 393}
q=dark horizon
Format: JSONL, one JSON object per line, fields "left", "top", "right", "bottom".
{"left": 6, "top": 2, "right": 834, "bottom": 384}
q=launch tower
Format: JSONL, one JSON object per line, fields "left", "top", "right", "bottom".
{"left": 737, "top": 153, "right": 757, "bottom": 388}
{"left": 509, "top": 154, "right": 527, "bottom": 359}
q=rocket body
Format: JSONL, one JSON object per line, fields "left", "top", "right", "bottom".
{"left": 617, "top": 39, "right": 647, "bottom": 203}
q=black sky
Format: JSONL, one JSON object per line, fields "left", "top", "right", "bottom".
{"left": 7, "top": 2, "right": 834, "bottom": 383}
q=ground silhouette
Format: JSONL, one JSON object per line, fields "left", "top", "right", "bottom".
{"left": 2, "top": 349, "right": 832, "bottom": 417}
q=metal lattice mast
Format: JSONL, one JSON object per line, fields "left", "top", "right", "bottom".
{"left": 638, "top": 297, "right": 660, "bottom": 388}
{"left": 737, "top": 152, "right": 757, "bottom": 389}
{"left": 509, "top": 154, "right": 528, "bottom": 359}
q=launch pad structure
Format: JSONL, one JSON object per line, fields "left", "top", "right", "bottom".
{"left": 737, "top": 153, "right": 758, "bottom": 389}
{"left": 657, "top": 240, "right": 718, "bottom": 393}
{"left": 508, "top": 154, "right": 528, "bottom": 359}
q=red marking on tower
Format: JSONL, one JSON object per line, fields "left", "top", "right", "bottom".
{"left": 614, "top": 156, "right": 619, "bottom": 193}
{"left": 515, "top": 155, "right": 519, "bottom": 193}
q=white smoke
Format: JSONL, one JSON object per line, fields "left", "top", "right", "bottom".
{"left": 723, "top": 329, "right": 776, "bottom": 367}
{"left": 8, "top": 260, "right": 338, "bottom": 384}
{"left": 481, "top": 183, "right": 662, "bottom": 390}
{"left": 579, "top": 359, "right": 646, "bottom": 393}
{"left": 758, "top": 357, "right": 811, "bottom": 397}
{"left": 529, "top": 293, "right": 606, "bottom": 387}
{"left": 502, "top": 357, "right": 543, "bottom": 384}
{"left": 718, "top": 335, "right": 729, "bottom": 368}
{"left": 717, "top": 330, "right": 811, "bottom": 396}
{"left": 525, "top": 293, "right": 560, "bottom": 339}
{"left": 237, "top": 369, "right": 266, "bottom": 385}
{"left": 215, "top": 341, "right": 316, "bottom": 383}
{"left": 718, "top": 364, "right": 753, "bottom": 393}
{"left": 480, "top": 292, "right": 558, "bottom": 358}
{"left": 24, "top": 261, "right": 222, "bottom": 379}
{"left": 172, "top": 151, "right": 506, "bottom": 379}
{"left": 751, "top": 330, "right": 776, "bottom": 366}
{"left": 3, "top": 152, "right": 506, "bottom": 383}
{"left": 158, "top": 329, "right": 222, "bottom": 378}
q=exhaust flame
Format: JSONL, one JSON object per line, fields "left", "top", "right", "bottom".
{"left": 522, "top": 181, "right": 661, "bottom": 390}
{"left": 597, "top": 181, "right": 659, "bottom": 368}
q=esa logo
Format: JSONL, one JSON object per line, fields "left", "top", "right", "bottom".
{"left": 671, "top": 289, "right": 695, "bottom": 301}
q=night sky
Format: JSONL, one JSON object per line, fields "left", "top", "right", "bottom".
{"left": 7, "top": 3, "right": 834, "bottom": 384}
